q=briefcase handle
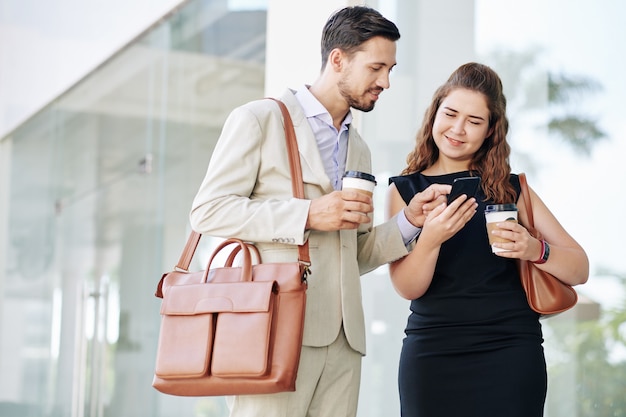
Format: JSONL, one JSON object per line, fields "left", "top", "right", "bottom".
{"left": 201, "top": 238, "right": 257, "bottom": 283}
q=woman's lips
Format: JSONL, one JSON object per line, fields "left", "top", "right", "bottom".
{"left": 446, "top": 135, "right": 464, "bottom": 146}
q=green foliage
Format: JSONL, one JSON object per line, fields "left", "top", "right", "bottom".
{"left": 546, "top": 72, "right": 606, "bottom": 155}
{"left": 545, "top": 268, "right": 626, "bottom": 416}
{"left": 548, "top": 73, "right": 603, "bottom": 104}
{"left": 547, "top": 116, "right": 605, "bottom": 155}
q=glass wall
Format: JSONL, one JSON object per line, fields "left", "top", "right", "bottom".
{"left": 0, "top": 0, "right": 266, "bottom": 416}
{"left": 1, "top": 0, "right": 625, "bottom": 416}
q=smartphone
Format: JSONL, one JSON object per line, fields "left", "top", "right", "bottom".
{"left": 447, "top": 176, "right": 481, "bottom": 204}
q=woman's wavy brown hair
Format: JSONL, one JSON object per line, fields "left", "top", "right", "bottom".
{"left": 402, "top": 62, "right": 517, "bottom": 203}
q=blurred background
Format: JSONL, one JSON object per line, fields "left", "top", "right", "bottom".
{"left": 1, "top": 0, "right": 624, "bottom": 416}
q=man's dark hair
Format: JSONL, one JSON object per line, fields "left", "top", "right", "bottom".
{"left": 320, "top": 6, "right": 400, "bottom": 70}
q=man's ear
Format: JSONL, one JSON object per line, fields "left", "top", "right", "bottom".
{"left": 328, "top": 48, "right": 345, "bottom": 72}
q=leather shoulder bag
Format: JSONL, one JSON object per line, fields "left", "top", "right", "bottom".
{"left": 517, "top": 173, "right": 578, "bottom": 316}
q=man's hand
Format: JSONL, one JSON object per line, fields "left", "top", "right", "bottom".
{"left": 404, "top": 184, "right": 452, "bottom": 228}
{"left": 306, "top": 190, "right": 373, "bottom": 231}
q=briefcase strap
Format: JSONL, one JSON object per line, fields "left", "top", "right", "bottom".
{"left": 175, "top": 98, "right": 310, "bottom": 272}
{"left": 268, "top": 98, "right": 310, "bottom": 268}
{"left": 175, "top": 231, "right": 201, "bottom": 271}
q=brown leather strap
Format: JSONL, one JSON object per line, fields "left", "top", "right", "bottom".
{"left": 269, "top": 99, "right": 305, "bottom": 200}
{"left": 175, "top": 231, "right": 201, "bottom": 271}
{"left": 518, "top": 173, "right": 533, "bottom": 226}
{"left": 267, "top": 98, "right": 311, "bottom": 267}
{"left": 175, "top": 98, "right": 310, "bottom": 272}
{"left": 518, "top": 173, "right": 540, "bottom": 239}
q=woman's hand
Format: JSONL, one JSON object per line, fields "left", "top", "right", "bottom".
{"left": 489, "top": 221, "right": 543, "bottom": 261}
{"left": 389, "top": 193, "right": 478, "bottom": 300}
{"left": 489, "top": 182, "right": 589, "bottom": 286}
{"left": 419, "top": 195, "right": 478, "bottom": 246}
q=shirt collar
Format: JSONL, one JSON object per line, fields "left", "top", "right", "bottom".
{"left": 295, "top": 85, "right": 353, "bottom": 128}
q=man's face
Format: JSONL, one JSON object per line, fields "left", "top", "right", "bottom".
{"left": 337, "top": 37, "right": 397, "bottom": 112}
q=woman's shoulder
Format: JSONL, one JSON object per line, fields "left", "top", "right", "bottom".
{"left": 509, "top": 172, "right": 521, "bottom": 195}
{"left": 388, "top": 171, "right": 422, "bottom": 184}
{"left": 388, "top": 172, "right": 426, "bottom": 205}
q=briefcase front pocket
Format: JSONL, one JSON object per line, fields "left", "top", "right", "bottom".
{"left": 155, "top": 314, "right": 214, "bottom": 379}
{"left": 211, "top": 307, "right": 274, "bottom": 377}
{"left": 155, "top": 280, "right": 277, "bottom": 380}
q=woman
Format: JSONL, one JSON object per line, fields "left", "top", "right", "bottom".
{"left": 385, "top": 62, "right": 588, "bottom": 416}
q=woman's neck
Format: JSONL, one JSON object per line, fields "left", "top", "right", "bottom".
{"left": 422, "top": 160, "right": 470, "bottom": 176}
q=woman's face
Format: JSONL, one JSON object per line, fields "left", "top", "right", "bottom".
{"left": 432, "top": 88, "right": 491, "bottom": 168}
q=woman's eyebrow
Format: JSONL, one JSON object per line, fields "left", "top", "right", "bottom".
{"left": 443, "top": 106, "right": 486, "bottom": 121}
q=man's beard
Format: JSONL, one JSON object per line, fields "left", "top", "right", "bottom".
{"left": 338, "top": 78, "right": 379, "bottom": 112}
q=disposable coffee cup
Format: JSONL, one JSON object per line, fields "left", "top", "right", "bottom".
{"left": 484, "top": 203, "right": 518, "bottom": 253}
{"left": 342, "top": 171, "right": 377, "bottom": 196}
{"left": 342, "top": 171, "right": 376, "bottom": 218}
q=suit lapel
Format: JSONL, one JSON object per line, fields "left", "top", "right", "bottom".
{"left": 345, "top": 128, "right": 367, "bottom": 172}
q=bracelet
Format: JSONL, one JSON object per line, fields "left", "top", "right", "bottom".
{"left": 533, "top": 240, "right": 550, "bottom": 264}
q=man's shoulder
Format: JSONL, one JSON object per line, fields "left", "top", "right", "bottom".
{"left": 236, "top": 97, "right": 274, "bottom": 115}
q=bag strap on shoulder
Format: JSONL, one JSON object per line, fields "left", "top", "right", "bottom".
{"left": 173, "top": 98, "right": 310, "bottom": 273}
{"left": 266, "top": 98, "right": 311, "bottom": 269}
{"left": 518, "top": 173, "right": 541, "bottom": 240}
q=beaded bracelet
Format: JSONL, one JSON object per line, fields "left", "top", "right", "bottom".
{"left": 533, "top": 240, "right": 550, "bottom": 264}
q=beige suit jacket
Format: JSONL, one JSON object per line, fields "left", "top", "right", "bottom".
{"left": 190, "top": 89, "right": 409, "bottom": 355}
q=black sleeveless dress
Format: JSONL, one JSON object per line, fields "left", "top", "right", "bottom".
{"left": 389, "top": 171, "right": 546, "bottom": 417}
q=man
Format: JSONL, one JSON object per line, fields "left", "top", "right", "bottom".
{"left": 190, "top": 6, "right": 438, "bottom": 417}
